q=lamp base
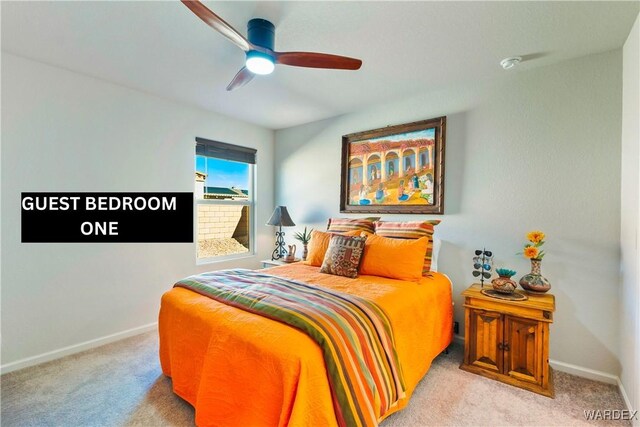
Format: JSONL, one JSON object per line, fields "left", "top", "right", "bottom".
{"left": 271, "top": 229, "right": 287, "bottom": 260}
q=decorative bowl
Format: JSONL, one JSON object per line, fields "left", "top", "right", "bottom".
{"left": 492, "top": 269, "right": 518, "bottom": 294}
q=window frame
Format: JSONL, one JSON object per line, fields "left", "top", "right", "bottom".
{"left": 195, "top": 149, "right": 256, "bottom": 265}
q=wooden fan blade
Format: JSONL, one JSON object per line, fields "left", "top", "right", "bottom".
{"left": 181, "top": 0, "right": 252, "bottom": 52}
{"left": 226, "top": 67, "right": 254, "bottom": 91}
{"left": 275, "top": 51, "right": 362, "bottom": 70}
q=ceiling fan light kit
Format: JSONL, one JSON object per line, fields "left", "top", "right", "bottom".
{"left": 246, "top": 51, "right": 275, "bottom": 75}
{"left": 181, "top": 0, "right": 362, "bottom": 91}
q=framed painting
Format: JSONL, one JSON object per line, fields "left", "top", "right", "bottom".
{"left": 340, "top": 116, "right": 446, "bottom": 214}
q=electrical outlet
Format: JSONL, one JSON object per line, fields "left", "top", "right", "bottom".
{"left": 453, "top": 321, "right": 459, "bottom": 335}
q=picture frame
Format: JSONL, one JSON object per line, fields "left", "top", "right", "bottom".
{"left": 340, "top": 116, "right": 446, "bottom": 214}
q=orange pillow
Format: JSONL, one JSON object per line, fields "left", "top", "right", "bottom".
{"left": 304, "top": 230, "right": 366, "bottom": 267}
{"left": 305, "top": 230, "right": 332, "bottom": 266}
{"left": 359, "top": 234, "right": 429, "bottom": 281}
{"left": 374, "top": 220, "right": 440, "bottom": 274}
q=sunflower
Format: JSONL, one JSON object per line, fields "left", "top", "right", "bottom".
{"left": 527, "top": 231, "right": 545, "bottom": 244}
{"left": 523, "top": 246, "right": 539, "bottom": 259}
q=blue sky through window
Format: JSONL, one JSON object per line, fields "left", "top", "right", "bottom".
{"left": 196, "top": 155, "right": 250, "bottom": 191}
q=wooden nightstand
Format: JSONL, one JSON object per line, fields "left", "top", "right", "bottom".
{"left": 459, "top": 283, "right": 556, "bottom": 397}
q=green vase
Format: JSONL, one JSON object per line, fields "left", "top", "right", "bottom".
{"left": 519, "top": 258, "right": 551, "bottom": 294}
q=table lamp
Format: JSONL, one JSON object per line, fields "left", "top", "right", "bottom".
{"left": 266, "top": 206, "right": 295, "bottom": 260}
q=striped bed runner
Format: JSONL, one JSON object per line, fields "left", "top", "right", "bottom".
{"left": 175, "top": 269, "right": 406, "bottom": 427}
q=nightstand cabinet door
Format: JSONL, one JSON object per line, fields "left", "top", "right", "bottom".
{"left": 467, "top": 309, "right": 503, "bottom": 374}
{"left": 504, "top": 316, "right": 542, "bottom": 385}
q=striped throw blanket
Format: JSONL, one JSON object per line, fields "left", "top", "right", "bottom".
{"left": 175, "top": 269, "right": 406, "bottom": 427}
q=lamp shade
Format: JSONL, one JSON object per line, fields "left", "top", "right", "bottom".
{"left": 266, "top": 206, "right": 295, "bottom": 227}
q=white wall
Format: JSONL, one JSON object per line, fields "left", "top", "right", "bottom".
{"left": 275, "top": 51, "right": 623, "bottom": 376}
{"left": 620, "top": 13, "right": 640, "bottom": 420}
{"left": 0, "top": 53, "right": 274, "bottom": 368}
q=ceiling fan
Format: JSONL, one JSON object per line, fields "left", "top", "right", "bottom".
{"left": 181, "top": 0, "right": 363, "bottom": 91}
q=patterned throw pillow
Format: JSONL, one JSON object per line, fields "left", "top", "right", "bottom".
{"left": 305, "top": 230, "right": 370, "bottom": 267}
{"left": 374, "top": 220, "right": 441, "bottom": 274}
{"left": 326, "top": 217, "right": 379, "bottom": 234}
{"left": 320, "top": 234, "right": 367, "bottom": 278}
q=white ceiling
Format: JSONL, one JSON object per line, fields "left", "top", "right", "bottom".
{"left": 2, "top": 1, "right": 638, "bottom": 130}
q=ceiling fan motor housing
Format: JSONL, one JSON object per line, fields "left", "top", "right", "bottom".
{"left": 248, "top": 18, "right": 275, "bottom": 50}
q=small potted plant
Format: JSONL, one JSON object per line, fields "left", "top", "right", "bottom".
{"left": 492, "top": 268, "right": 518, "bottom": 294}
{"left": 293, "top": 227, "right": 313, "bottom": 261}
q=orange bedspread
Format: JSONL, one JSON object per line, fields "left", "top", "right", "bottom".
{"left": 159, "top": 263, "right": 453, "bottom": 426}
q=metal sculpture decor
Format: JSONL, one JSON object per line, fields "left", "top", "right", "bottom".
{"left": 473, "top": 249, "right": 493, "bottom": 287}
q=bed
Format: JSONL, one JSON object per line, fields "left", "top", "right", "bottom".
{"left": 159, "top": 262, "right": 452, "bottom": 426}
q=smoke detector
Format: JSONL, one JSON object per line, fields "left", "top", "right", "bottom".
{"left": 500, "top": 57, "right": 522, "bottom": 70}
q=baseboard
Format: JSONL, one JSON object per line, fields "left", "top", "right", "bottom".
{"left": 617, "top": 377, "right": 639, "bottom": 426}
{"left": 0, "top": 322, "right": 158, "bottom": 375}
{"left": 549, "top": 359, "right": 618, "bottom": 385}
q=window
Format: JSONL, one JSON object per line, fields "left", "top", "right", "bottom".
{"left": 195, "top": 137, "right": 256, "bottom": 262}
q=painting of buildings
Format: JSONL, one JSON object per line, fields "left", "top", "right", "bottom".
{"left": 347, "top": 128, "right": 437, "bottom": 207}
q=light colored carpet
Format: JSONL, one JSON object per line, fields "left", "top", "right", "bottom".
{"left": 1, "top": 331, "right": 629, "bottom": 426}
